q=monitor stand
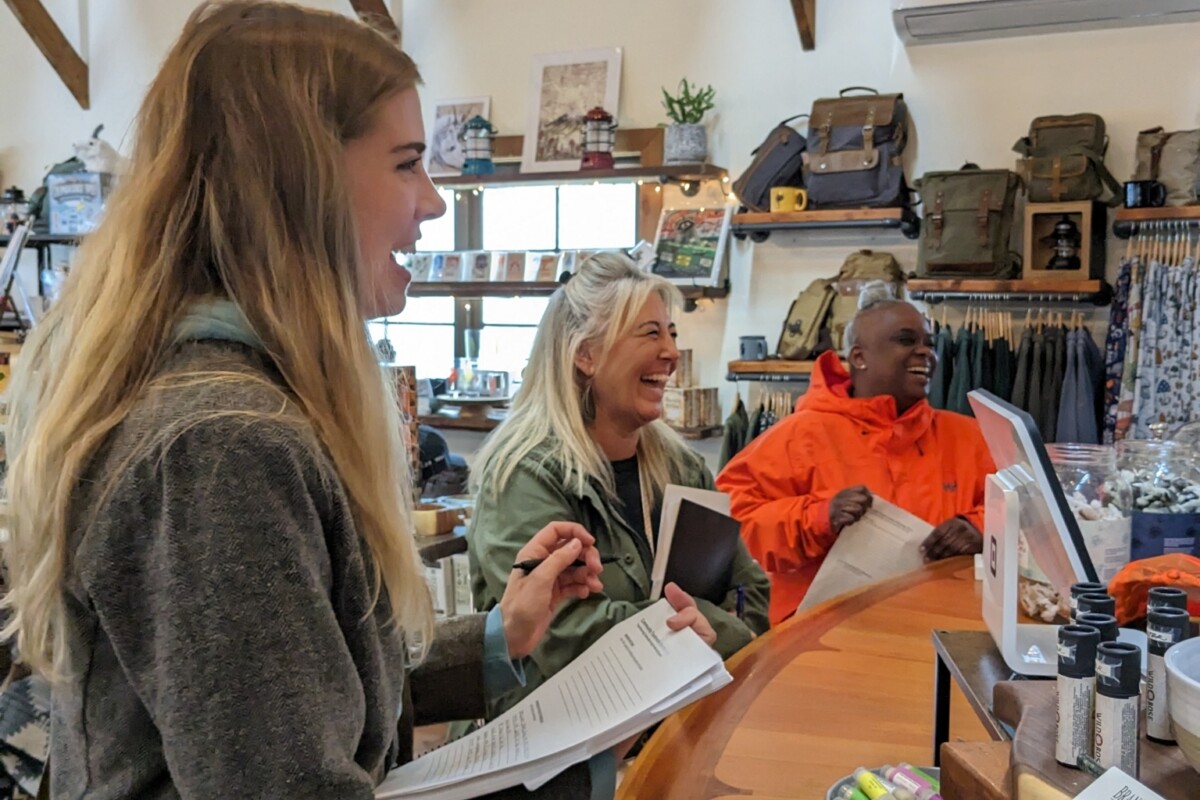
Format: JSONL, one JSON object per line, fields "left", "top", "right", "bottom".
{"left": 981, "top": 470, "right": 1059, "bottom": 677}
{"left": 982, "top": 471, "right": 1149, "bottom": 677}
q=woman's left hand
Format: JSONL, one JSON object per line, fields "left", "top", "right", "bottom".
{"left": 500, "top": 522, "right": 604, "bottom": 659}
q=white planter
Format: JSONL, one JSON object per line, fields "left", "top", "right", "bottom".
{"left": 664, "top": 123, "right": 707, "bottom": 165}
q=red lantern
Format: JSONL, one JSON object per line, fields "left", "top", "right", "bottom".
{"left": 580, "top": 107, "right": 616, "bottom": 171}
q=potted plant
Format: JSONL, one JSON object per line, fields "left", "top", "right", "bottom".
{"left": 661, "top": 79, "right": 715, "bottom": 165}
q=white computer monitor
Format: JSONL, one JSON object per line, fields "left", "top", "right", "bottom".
{"left": 969, "top": 389, "right": 1102, "bottom": 676}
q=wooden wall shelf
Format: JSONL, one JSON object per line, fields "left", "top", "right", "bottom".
{"left": 669, "top": 424, "right": 723, "bottom": 441}
{"left": 434, "top": 163, "right": 726, "bottom": 189}
{"left": 727, "top": 359, "right": 836, "bottom": 382}
{"left": 419, "top": 412, "right": 504, "bottom": 432}
{"left": 409, "top": 280, "right": 729, "bottom": 307}
{"left": 1112, "top": 205, "right": 1200, "bottom": 238}
{"left": 731, "top": 207, "right": 920, "bottom": 242}
{"left": 906, "top": 278, "right": 1112, "bottom": 306}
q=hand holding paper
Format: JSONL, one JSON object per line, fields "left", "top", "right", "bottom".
{"left": 920, "top": 517, "right": 984, "bottom": 561}
{"left": 798, "top": 496, "right": 933, "bottom": 611}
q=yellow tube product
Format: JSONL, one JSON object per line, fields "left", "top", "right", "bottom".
{"left": 853, "top": 768, "right": 895, "bottom": 800}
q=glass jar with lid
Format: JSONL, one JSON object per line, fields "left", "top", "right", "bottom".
{"left": 1118, "top": 437, "right": 1200, "bottom": 559}
{"left": 1048, "top": 443, "right": 1132, "bottom": 583}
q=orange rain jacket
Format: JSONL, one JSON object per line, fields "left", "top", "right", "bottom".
{"left": 716, "top": 351, "right": 996, "bottom": 624}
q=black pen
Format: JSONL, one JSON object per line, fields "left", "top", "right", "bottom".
{"left": 512, "top": 554, "right": 620, "bottom": 574}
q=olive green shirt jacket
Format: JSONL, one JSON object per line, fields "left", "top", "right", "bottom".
{"left": 468, "top": 443, "right": 771, "bottom": 718}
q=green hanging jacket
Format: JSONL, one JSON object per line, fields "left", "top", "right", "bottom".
{"left": 468, "top": 441, "right": 770, "bottom": 719}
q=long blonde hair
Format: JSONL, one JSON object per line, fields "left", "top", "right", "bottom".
{"left": 3, "top": 0, "right": 433, "bottom": 676}
{"left": 474, "top": 253, "right": 692, "bottom": 504}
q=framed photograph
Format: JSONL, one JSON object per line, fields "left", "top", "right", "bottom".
{"left": 651, "top": 206, "right": 734, "bottom": 287}
{"left": 467, "top": 251, "right": 491, "bottom": 282}
{"left": 521, "top": 48, "right": 621, "bottom": 173}
{"left": 427, "top": 97, "right": 490, "bottom": 177}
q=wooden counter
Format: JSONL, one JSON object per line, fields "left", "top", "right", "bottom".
{"left": 619, "top": 558, "right": 991, "bottom": 799}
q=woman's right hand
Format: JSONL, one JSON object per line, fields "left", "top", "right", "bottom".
{"left": 829, "top": 485, "right": 873, "bottom": 533}
{"left": 663, "top": 582, "right": 717, "bottom": 648}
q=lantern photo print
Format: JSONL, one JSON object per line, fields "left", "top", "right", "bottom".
{"left": 521, "top": 48, "right": 621, "bottom": 173}
{"left": 427, "top": 97, "right": 491, "bottom": 177}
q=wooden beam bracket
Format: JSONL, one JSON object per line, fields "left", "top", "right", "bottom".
{"left": 4, "top": 0, "right": 89, "bottom": 108}
{"left": 349, "top": 0, "right": 400, "bottom": 45}
{"left": 790, "top": 0, "right": 816, "bottom": 51}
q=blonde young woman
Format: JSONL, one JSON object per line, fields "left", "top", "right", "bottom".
{"left": 470, "top": 254, "right": 771, "bottom": 720}
{"left": 0, "top": 4, "right": 740, "bottom": 798}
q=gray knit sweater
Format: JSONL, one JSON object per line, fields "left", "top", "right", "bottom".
{"left": 50, "top": 341, "right": 592, "bottom": 799}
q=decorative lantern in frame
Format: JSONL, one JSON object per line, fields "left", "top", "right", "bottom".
{"left": 1039, "top": 215, "right": 1082, "bottom": 271}
{"left": 459, "top": 115, "right": 497, "bottom": 176}
{"left": 580, "top": 107, "right": 617, "bottom": 171}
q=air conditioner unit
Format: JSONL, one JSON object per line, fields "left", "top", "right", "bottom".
{"left": 893, "top": 0, "right": 1200, "bottom": 45}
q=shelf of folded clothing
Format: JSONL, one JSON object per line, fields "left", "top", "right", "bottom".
{"left": 906, "top": 279, "right": 1112, "bottom": 306}
{"left": 727, "top": 359, "right": 837, "bottom": 382}
{"left": 1112, "top": 206, "right": 1200, "bottom": 239}
{"left": 731, "top": 208, "right": 921, "bottom": 242}
{"left": 668, "top": 424, "right": 724, "bottom": 440}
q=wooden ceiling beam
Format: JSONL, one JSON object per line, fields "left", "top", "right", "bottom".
{"left": 3, "top": 0, "right": 89, "bottom": 108}
{"left": 790, "top": 0, "right": 816, "bottom": 51}
{"left": 349, "top": 0, "right": 401, "bottom": 46}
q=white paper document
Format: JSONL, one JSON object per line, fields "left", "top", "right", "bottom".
{"left": 797, "top": 496, "right": 932, "bottom": 611}
{"left": 375, "top": 599, "right": 732, "bottom": 799}
{"left": 650, "top": 485, "right": 731, "bottom": 600}
{"left": 1072, "top": 767, "right": 1166, "bottom": 800}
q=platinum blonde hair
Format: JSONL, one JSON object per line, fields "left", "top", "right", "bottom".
{"left": 842, "top": 280, "right": 914, "bottom": 357}
{"left": 3, "top": 0, "right": 434, "bottom": 677}
{"left": 473, "top": 253, "right": 692, "bottom": 502}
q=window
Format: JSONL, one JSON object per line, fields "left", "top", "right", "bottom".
{"left": 473, "top": 182, "right": 637, "bottom": 384}
{"left": 369, "top": 188, "right": 456, "bottom": 380}
{"left": 368, "top": 296, "right": 456, "bottom": 381}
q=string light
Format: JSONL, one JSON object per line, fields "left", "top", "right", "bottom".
{"left": 636, "top": 179, "right": 644, "bottom": 186}
{"left": 722, "top": 176, "right": 730, "bottom": 183}
{"left": 455, "top": 192, "right": 462, "bottom": 201}
{"left": 472, "top": 189, "right": 480, "bottom": 196}
{"left": 654, "top": 185, "right": 661, "bottom": 193}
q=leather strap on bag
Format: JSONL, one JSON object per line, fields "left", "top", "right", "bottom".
{"left": 930, "top": 192, "right": 945, "bottom": 248}
{"left": 977, "top": 189, "right": 991, "bottom": 246}
{"left": 1051, "top": 157, "right": 1063, "bottom": 202}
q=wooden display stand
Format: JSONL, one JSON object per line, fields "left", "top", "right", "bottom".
{"left": 1022, "top": 201, "right": 1106, "bottom": 282}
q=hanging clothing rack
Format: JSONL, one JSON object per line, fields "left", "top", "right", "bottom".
{"left": 1112, "top": 216, "right": 1200, "bottom": 240}
{"left": 907, "top": 287, "right": 1112, "bottom": 305}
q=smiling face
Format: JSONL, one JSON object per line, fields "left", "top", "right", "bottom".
{"left": 342, "top": 88, "right": 447, "bottom": 319}
{"left": 577, "top": 292, "right": 680, "bottom": 435}
{"left": 847, "top": 302, "right": 937, "bottom": 413}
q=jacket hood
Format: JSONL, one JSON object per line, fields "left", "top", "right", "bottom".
{"left": 796, "top": 351, "right": 934, "bottom": 442}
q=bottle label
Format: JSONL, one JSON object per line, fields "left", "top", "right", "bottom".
{"left": 1056, "top": 674, "right": 1095, "bottom": 766}
{"left": 1146, "top": 653, "right": 1174, "bottom": 741}
{"left": 1094, "top": 692, "right": 1139, "bottom": 776}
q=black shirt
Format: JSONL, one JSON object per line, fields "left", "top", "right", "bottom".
{"left": 610, "top": 455, "right": 660, "bottom": 548}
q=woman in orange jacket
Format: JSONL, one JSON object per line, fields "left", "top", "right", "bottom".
{"left": 717, "top": 285, "right": 996, "bottom": 624}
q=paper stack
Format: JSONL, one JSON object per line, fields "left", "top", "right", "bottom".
{"left": 375, "top": 599, "right": 731, "bottom": 799}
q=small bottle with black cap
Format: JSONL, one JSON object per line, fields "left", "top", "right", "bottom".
{"left": 1076, "top": 611, "right": 1118, "bottom": 643}
{"left": 1093, "top": 640, "right": 1142, "bottom": 776}
{"left": 1148, "top": 586, "right": 1189, "bottom": 612}
{"left": 1056, "top": 624, "right": 1100, "bottom": 768}
{"left": 1069, "top": 581, "right": 1108, "bottom": 622}
{"left": 1146, "top": 605, "right": 1191, "bottom": 744}
{"left": 1075, "top": 592, "right": 1116, "bottom": 619}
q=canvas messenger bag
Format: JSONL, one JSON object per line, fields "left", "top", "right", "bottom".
{"left": 731, "top": 114, "right": 808, "bottom": 213}
{"left": 1013, "top": 113, "right": 1120, "bottom": 205}
{"left": 803, "top": 87, "right": 909, "bottom": 209}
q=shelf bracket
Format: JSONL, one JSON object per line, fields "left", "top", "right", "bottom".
{"left": 790, "top": 0, "right": 816, "bottom": 51}
{"left": 4, "top": 0, "right": 89, "bottom": 109}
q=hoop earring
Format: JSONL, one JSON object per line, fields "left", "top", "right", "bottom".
{"left": 580, "top": 379, "right": 596, "bottom": 422}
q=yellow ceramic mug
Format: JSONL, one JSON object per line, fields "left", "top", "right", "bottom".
{"left": 770, "top": 186, "right": 809, "bottom": 213}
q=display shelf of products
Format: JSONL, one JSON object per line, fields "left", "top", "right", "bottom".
{"left": 668, "top": 424, "right": 724, "bottom": 441}
{"left": 432, "top": 163, "right": 726, "bottom": 190}
{"left": 1112, "top": 205, "right": 1200, "bottom": 239}
{"left": 0, "top": 233, "right": 81, "bottom": 247}
{"left": 731, "top": 207, "right": 921, "bottom": 242}
{"left": 409, "top": 280, "right": 729, "bottom": 304}
{"left": 418, "top": 412, "right": 505, "bottom": 432}
{"left": 906, "top": 278, "right": 1112, "bottom": 305}
{"left": 727, "top": 358, "right": 819, "bottom": 383}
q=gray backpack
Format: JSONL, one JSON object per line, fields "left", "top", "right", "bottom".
{"left": 803, "top": 87, "right": 909, "bottom": 209}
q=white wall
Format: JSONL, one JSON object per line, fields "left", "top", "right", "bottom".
{"left": 4, "top": 0, "right": 1199, "bottom": 465}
